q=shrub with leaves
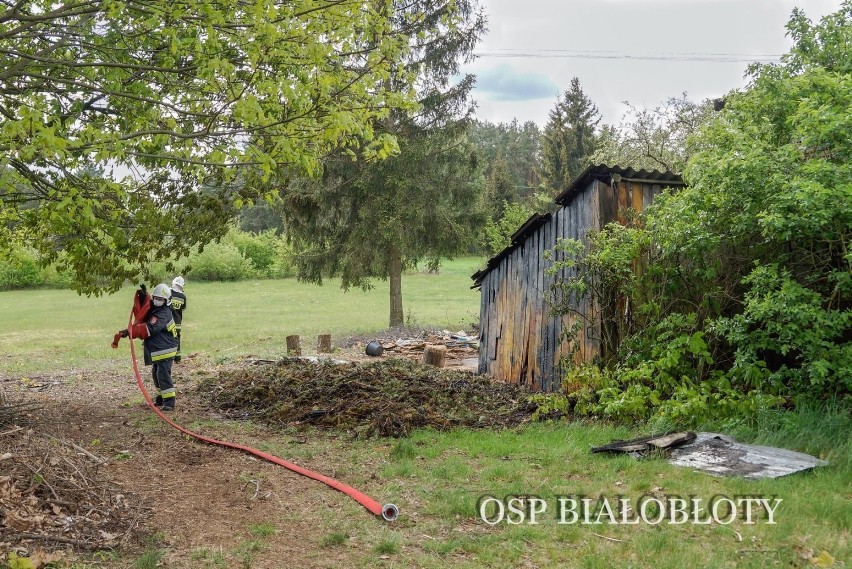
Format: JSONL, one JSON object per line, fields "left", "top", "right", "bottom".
{"left": 483, "top": 201, "right": 536, "bottom": 256}
{"left": 550, "top": 4, "right": 851, "bottom": 424}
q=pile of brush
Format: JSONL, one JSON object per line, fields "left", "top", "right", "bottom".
{"left": 204, "top": 358, "right": 536, "bottom": 437}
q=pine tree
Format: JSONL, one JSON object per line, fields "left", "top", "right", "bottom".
{"left": 279, "top": 0, "right": 487, "bottom": 327}
{"left": 486, "top": 153, "right": 515, "bottom": 221}
{"left": 540, "top": 78, "right": 601, "bottom": 194}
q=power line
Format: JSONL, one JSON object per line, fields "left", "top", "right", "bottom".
{"left": 473, "top": 48, "right": 782, "bottom": 63}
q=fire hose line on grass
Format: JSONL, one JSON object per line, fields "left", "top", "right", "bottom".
{"left": 124, "top": 308, "right": 399, "bottom": 522}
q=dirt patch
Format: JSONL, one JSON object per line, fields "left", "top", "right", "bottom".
{"left": 0, "top": 429, "right": 138, "bottom": 566}
{"left": 1, "top": 364, "right": 386, "bottom": 568}
{"left": 0, "top": 352, "right": 537, "bottom": 568}
{"left": 204, "top": 358, "right": 535, "bottom": 437}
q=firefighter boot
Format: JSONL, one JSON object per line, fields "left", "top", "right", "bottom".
{"left": 161, "top": 397, "right": 175, "bottom": 412}
{"left": 154, "top": 395, "right": 163, "bottom": 407}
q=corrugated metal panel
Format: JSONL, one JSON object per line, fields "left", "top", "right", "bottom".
{"left": 554, "top": 164, "right": 685, "bottom": 206}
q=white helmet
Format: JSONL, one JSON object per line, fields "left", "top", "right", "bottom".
{"left": 151, "top": 283, "right": 172, "bottom": 300}
{"left": 171, "top": 276, "right": 185, "bottom": 292}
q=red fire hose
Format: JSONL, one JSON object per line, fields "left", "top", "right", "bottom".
{"left": 121, "top": 306, "right": 399, "bottom": 522}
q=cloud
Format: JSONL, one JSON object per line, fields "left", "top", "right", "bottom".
{"left": 474, "top": 64, "right": 558, "bottom": 102}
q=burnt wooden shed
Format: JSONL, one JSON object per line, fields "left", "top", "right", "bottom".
{"left": 472, "top": 165, "right": 685, "bottom": 392}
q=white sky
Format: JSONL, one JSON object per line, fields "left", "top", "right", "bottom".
{"left": 464, "top": 0, "right": 844, "bottom": 126}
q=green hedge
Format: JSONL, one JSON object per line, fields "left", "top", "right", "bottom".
{"left": 1, "top": 228, "right": 297, "bottom": 290}
{"left": 0, "top": 247, "right": 74, "bottom": 291}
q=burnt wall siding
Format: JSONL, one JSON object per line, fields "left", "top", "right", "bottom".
{"left": 477, "top": 177, "right": 672, "bottom": 392}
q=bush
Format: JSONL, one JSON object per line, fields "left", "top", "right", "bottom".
{"left": 0, "top": 247, "right": 43, "bottom": 290}
{"left": 229, "top": 229, "right": 278, "bottom": 274}
{"left": 550, "top": 7, "right": 851, "bottom": 425}
{"left": 186, "top": 241, "right": 256, "bottom": 281}
{"left": 140, "top": 228, "right": 297, "bottom": 284}
{"left": 269, "top": 239, "right": 297, "bottom": 279}
{"left": 483, "top": 201, "right": 535, "bottom": 256}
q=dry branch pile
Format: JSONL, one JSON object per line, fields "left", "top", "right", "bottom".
{"left": 205, "top": 358, "right": 535, "bottom": 437}
{"left": 0, "top": 427, "right": 139, "bottom": 561}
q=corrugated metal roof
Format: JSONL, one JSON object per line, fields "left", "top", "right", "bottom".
{"left": 554, "top": 164, "right": 684, "bottom": 205}
{"left": 471, "top": 165, "right": 684, "bottom": 288}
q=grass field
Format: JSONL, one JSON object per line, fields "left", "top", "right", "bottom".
{"left": 1, "top": 256, "right": 849, "bottom": 568}
{"left": 0, "top": 257, "right": 483, "bottom": 375}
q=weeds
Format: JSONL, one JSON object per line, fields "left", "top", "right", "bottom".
{"left": 321, "top": 532, "right": 349, "bottom": 547}
{"left": 132, "top": 549, "right": 163, "bottom": 569}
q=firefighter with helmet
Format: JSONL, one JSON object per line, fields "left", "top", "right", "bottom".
{"left": 170, "top": 276, "right": 187, "bottom": 363}
{"left": 117, "top": 283, "right": 179, "bottom": 410}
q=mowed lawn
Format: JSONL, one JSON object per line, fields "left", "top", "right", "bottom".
{"left": 0, "top": 257, "right": 483, "bottom": 375}
{"left": 1, "top": 256, "right": 850, "bottom": 568}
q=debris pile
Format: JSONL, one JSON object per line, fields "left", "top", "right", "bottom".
{"left": 0, "top": 427, "right": 138, "bottom": 560}
{"left": 205, "top": 358, "right": 534, "bottom": 437}
{"left": 353, "top": 330, "right": 479, "bottom": 365}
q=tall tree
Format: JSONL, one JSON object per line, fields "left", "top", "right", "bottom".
{"left": 0, "top": 0, "right": 420, "bottom": 294}
{"left": 279, "top": 0, "right": 487, "bottom": 327}
{"left": 540, "top": 78, "right": 600, "bottom": 194}
{"left": 592, "top": 94, "right": 715, "bottom": 173}
{"left": 485, "top": 153, "right": 514, "bottom": 221}
{"left": 470, "top": 119, "right": 541, "bottom": 196}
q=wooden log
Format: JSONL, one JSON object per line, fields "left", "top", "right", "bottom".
{"left": 286, "top": 335, "right": 301, "bottom": 356}
{"left": 317, "top": 334, "right": 332, "bottom": 353}
{"left": 423, "top": 345, "right": 447, "bottom": 368}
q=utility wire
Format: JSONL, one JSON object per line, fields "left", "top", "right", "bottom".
{"left": 474, "top": 48, "right": 782, "bottom": 63}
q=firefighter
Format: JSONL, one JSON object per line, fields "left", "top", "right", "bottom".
{"left": 170, "top": 276, "right": 187, "bottom": 363}
{"left": 118, "top": 283, "right": 179, "bottom": 410}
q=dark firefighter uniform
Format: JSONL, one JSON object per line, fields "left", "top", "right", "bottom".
{"left": 131, "top": 302, "right": 179, "bottom": 409}
{"left": 170, "top": 289, "right": 187, "bottom": 362}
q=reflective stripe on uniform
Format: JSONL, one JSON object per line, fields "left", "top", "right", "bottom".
{"left": 151, "top": 348, "right": 178, "bottom": 361}
{"left": 161, "top": 388, "right": 176, "bottom": 399}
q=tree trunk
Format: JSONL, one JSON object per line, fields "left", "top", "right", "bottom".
{"left": 388, "top": 243, "right": 404, "bottom": 327}
{"left": 316, "top": 334, "right": 332, "bottom": 353}
{"left": 423, "top": 345, "right": 447, "bottom": 368}
{"left": 286, "top": 335, "right": 301, "bottom": 356}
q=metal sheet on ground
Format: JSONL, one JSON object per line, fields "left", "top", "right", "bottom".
{"left": 668, "top": 432, "right": 829, "bottom": 479}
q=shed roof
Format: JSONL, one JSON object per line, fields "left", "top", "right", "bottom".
{"left": 554, "top": 164, "right": 684, "bottom": 206}
{"left": 471, "top": 165, "right": 684, "bottom": 288}
{"left": 471, "top": 212, "right": 551, "bottom": 288}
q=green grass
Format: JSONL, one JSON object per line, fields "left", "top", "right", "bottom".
{"left": 0, "top": 257, "right": 484, "bottom": 375}
{"left": 132, "top": 549, "right": 164, "bottom": 569}
{"left": 249, "top": 523, "right": 276, "bottom": 538}
{"left": 320, "top": 532, "right": 349, "bottom": 548}
{"left": 2, "top": 255, "right": 849, "bottom": 567}
{"left": 372, "top": 422, "right": 850, "bottom": 568}
{"left": 190, "top": 547, "right": 227, "bottom": 569}
{"left": 373, "top": 534, "right": 401, "bottom": 555}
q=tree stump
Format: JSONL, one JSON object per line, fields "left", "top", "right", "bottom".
{"left": 317, "top": 334, "right": 332, "bottom": 353}
{"left": 423, "top": 345, "right": 447, "bottom": 368}
{"left": 286, "top": 335, "right": 301, "bottom": 356}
